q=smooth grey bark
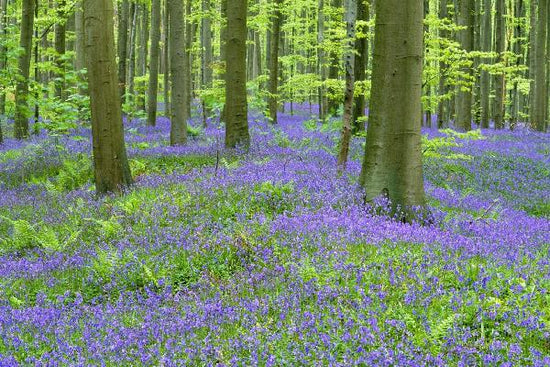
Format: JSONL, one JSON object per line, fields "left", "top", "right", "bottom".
{"left": 117, "top": 0, "right": 129, "bottom": 102}
{"left": 224, "top": 0, "right": 249, "bottom": 148}
{"left": 168, "top": 0, "right": 188, "bottom": 145}
{"left": 532, "top": 0, "right": 548, "bottom": 131}
{"left": 83, "top": 0, "right": 133, "bottom": 193}
{"left": 147, "top": 0, "right": 161, "bottom": 126}
{"left": 359, "top": 0, "right": 426, "bottom": 219}
{"left": 480, "top": 0, "right": 492, "bottom": 128}
{"left": 201, "top": 0, "right": 213, "bottom": 87}
{"left": 55, "top": 0, "right": 67, "bottom": 99}
{"left": 127, "top": 3, "right": 137, "bottom": 100}
{"left": 455, "top": 0, "right": 475, "bottom": 131}
{"left": 268, "top": 0, "right": 281, "bottom": 124}
{"left": 510, "top": 0, "right": 524, "bottom": 127}
{"left": 437, "top": 0, "right": 450, "bottom": 128}
{"left": 136, "top": 3, "right": 148, "bottom": 111}
{"left": 163, "top": 0, "right": 170, "bottom": 117}
{"left": 493, "top": 0, "right": 505, "bottom": 129}
{"left": 528, "top": 0, "right": 536, "bottom": 120}
{"left": 326, "top": 0, "right": 342, "bottom": 116}
{"left": 14, "top": 0, "right": 35, "bottom": 139}
{"left": 74, "top": 1, "right": 85, "bottom": 73}
{"left": 317, "top": 0, "right": 327, "bottom": 121}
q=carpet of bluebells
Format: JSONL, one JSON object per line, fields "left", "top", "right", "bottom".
{"left": 0, "top": 105, "right": 549, "bottom": 366}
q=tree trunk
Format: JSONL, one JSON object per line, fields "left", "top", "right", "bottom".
{"left": 317, "top": 0, "right": 327, "bottom": 121}
{"left": 480, "top": 0, "right": 492, "bottom": 128}
{"left": 510, "top": 0, "right": 524, "bottom": 128}
{"left": 351, "top": 0, "right": 369, "bottom": 133}
{"left": 163, "top": 0, "right": 170, "bottom": 118}
{"left": 117, "top": 0, "right": 129, "bottom": 103}
{"left": 359, "top": 0, "right": 426, "bottom": 219}
{"left": 127, "top": 3, "right": 137, "bottom": 102}
{"left": 224, "top": 0, "right": 249, "bottom": 148}
{"left": 201, "top": 0, "right": 213, "bottom": 87}
{"left": 55, "top": 0, "right": 67, "bottom": 100}
{"left": 184, "top": 0, "right": 193, "bottom": 119}
{"left": 528, "top": 0, "right": 536, "bottom": 122}
{"left": 147, "top": 0, "right": 162, "bottom": 126}
{"left": 437, "top": 0, "right": 449, "bottom": 128}
{"left": 168, "top": 0, "right": 188, "bottom": 145}
{"left": 0, "top": 0, "right": 8, "bottom": 120}
{"left": 493, "top": 0, "right": 505, "bottom": 129}
{"left": 337, "top": 0, "right": 357, "bottom": 171}
{"left": 75, "top": 1, "right": 85, "bottom": 73}
{"left": 532, "top": 0, "right": 548, "bottom": 131}
{"left": 137, "top": 3, "right": 149, "bottom": 112}
{"left": 83, "top": 0, "right": 133, "bottom": 194}
{"left": 14, "top": 0, "right": 35, "bottom": 139}
{"left": 455, "top": 0, "right": 474, "bottom": 131}
{"left": 326, "top": 0, "right": 342, "bottom": 116}
{"left": 268, "top": 0, "right": 281, "bottom": 124}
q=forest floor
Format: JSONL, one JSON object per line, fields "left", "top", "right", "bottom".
{"left": 0, "top": 106, "right": 549, "bottom": 365}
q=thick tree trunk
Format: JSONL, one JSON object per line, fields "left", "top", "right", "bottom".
{"left": 83, "top": 0, "right": 133, "bottom": 194}
{"left": 55, "top": 0, "right": 67, "bottom": 100}
{"left": 455, "top": 0, "right": 475, "bottom": 131}
{"left": 351, "top": 0, "right": 369, "bottom": 133}
{"left": 337, "top": 0, "right": 357, "bottom": 170}
{"left": 532, "top": 0, "right": 548, "bottom": 131}
{"left": 493, "top": 0, "right": 505, "bottom": 129}
{"left": 359, "top": 0, "right": 426, "bottom": 219}
{"left": 117, "top": 0, "right": 129, "bottom": 103}
{"left": 480, "top": 0, "right": 492, "bottom": 128}
{"left": 168, "top": 0, "right": 188, "bottom": 145}
{"left": 14, "top": 0, "right": 35, "bottom": 139}
{"left": 268, "top": 0, "right": 281, "bottom": 124}
{"left": 224, "top": 0, "right": 249, "bottom": 148}
{"left": 147, "top": 0, "right": 162, "bottom": 126}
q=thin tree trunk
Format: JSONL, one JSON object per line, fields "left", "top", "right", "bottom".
{"left": 317, "top": 0, "right": 327, "bottom": 121}
{"left": 147, "top": 0, "right": 162, "bottom": 126}
{"left": 0, "top": 0, "right": 8, "bottom": 120}
{"left": 480, "top": 0, "right": 492, "bottom": 128}
{"left": 337, "top": 0, "right": 357, "bottom": 171}
{"left": 127, "top": 3, "right": 137, "bottom": 103}
{"left": 268, "top": 0, "right": 281, "bottom": 124}
{"left": 55, "top": 0, "right": 67, "bottom": 99}
{"left": 528, "top": 0, "right": 536, "bottom": 122}
{"left": 493, "top": 0, "right": 506, "bottom": 129}
{"left": 455, "top": 0, "right": 475, "bottom": 131}
{"left": 326, "top": 0, "right": 342, "bottom": 116}
{"left": 137, "top": 4, "right": 149, "bottom": 112}
{"left": 117, "top": 0, "right": 129, "bottom": 103}
{"left": 352, "top": 0, "right": 369, "bottom": 133}
{"left": 359, "top": 0, "right": 426, "bottom": 220}
{"left": 437, "top": 0, "right": 449, "bottom": 128}
{"left": 184, "top": 0, "right": 193, "bottom": 119}
{"left": 14, "top": 0, "right": 35, "bottom": 139}
{"left": 224, "top": 0, "right": 249, "bottom": 148}
{"left": 83, "top": 0, "right": 133, "bottom": 193}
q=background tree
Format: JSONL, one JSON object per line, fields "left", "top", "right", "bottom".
{"left": 147, "top": 0, "right": 161, "bottom": 126}
{"left": 84, "top": 0, "right": 133, "bottom": 193}
{"left": 359, "top": 0, "right": 426, "bottom": 219}
{"left": 13, "top": 0, "right": 35, "bottom": 139}
{"left": 455, "top": 0, "right": 474, "bottom": 131}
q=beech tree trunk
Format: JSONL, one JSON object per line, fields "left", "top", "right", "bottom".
{"left": 224, "top": 0, "right": 249, "bottom": 148}
{"left": 163, "top": 0, "right": 170, "bottom": 118}
{"left": 55, "top": 0, "right": 67, "bottom": 100}
{"left": 317, "top": 0, "right": 327, "bottom": 121}
{"left": 455, "top": 0, "right": 475, "bottom": 131}
{"left": 83, "top": 0, "right": 133, "bottom": 194}
{"left": 337, "top": 0, "right": 356, "bottom": 170}
{"left": 137, "top": 3, "right": 148, "bottom": 111}
{"left": 480, "top": 0, "right": 492, "bottom": 128}
{"left": 351, "top": 0, "right": 369, "bottom": 133}
{"left": 117, "top": 0, "right": 129, "bottom": 103}
{"left": 532, "top": 0, "right": 548, "bottom": 131}
{"left": 359, "top": 0, "right": 426, "bottom": 219}
{"left": 268, "top": 0, "right": 281, "bottom": 124}
{"left": 493, "top": 0, "right": 505, "bottom": 129}
{"left": 14, "top": 0, "right": 35, "bottom": 139}
{"left": 168, "top": 0, "right": 188, "bottom": 145}
{"left": 437, "top": 0, "right": 450, "bottom": 128}
{"left": 0, "top": 0, "right": 8, "bottom": 121}
{"left": 147, "top": 0, "right": 162, "bottom": 126}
